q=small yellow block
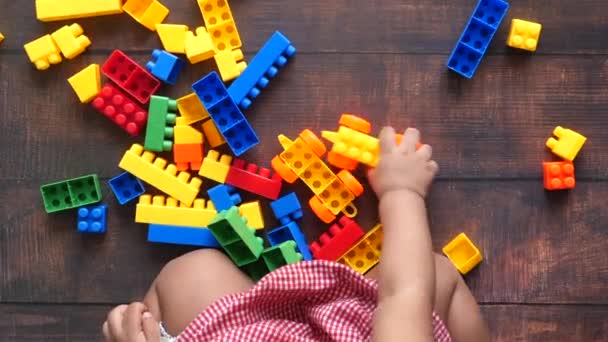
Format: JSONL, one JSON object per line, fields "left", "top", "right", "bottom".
{"left": 239, "top": 201, "right": 264, "bottom": 230}
{"left": 24, "top": 34, "right": 62, "bottom": 70}
{"left": 214, "top": 49, "right": 247, "bottom": 82}
{"left": 123, "top": 0, "right": 169, "bottom": 31}
{"left": 546, "top": 126, "right": 587, "bottom": 162}
{"left": 442, "top": 233, "right": 482, "bottom": 275}
{"left": 0, "top": 32, "right": 4, "bottom": 44}
{"left": 201, "top": 119, "right": 225, "bottom": 148}
{"left": 156, "top": 24, "right": 188, "bottom": 54}
{"left": 36, "top": 0, "right": 123, "bottom": 22}
{"left": 174, "top": 117, "right": 204, "bottom": 144}
{"left": 185, "top": 27, "right": 215, "bottom": 64}
{"left": 177, "top": 93, "right": 209, "bottom": 124}
{"left": 51, "top": 24, "right": 91, "bottom": 59}
{"left": 507, "top": 19, "right": 542, "bottom": 52}
{"left": 136, "top": 195, "right": 217, "bottom": 227}
{"left": 337, "top": 224, "right": 383, "bottom": 275}
{"left": 67, "top": 64, "right": 101, "bottom": 103}
{"left": 199, "top": 150, "right": 232, "bottom": 183}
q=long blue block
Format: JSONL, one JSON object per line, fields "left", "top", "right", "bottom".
{"left": 108, "top": 172, "right": 145, "bottom": 205}
{"left": 208, "top": 184, "right": 242, "bottom": 211}
{"left": 148, "top": 224, "right": 220, "bottom": 247}
{"left": 270, "top": 192, "right": 302, "bottom": 225}
{"left": 228, "top": 31, "right": 296, "bottom": 110}
{"left": 267, "top": 222, "right": 312, "bottom": 261}
{"left": 447, "top": 0, "right": 509, "bottom": 78}
{"left": 146, "top": 49, "right": 185, "bottom": 85}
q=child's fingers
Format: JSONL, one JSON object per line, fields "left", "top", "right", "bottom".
{"left": 106, "top": 304, "right": 128, "bottom": 339}
{"left": 427, "top": 160, "right": 439, "bottom": 174}
{"left": 123, "top": 302, "right": 147, "bottom": 340}
{"left": 379, "top": 127, "right": 396, "bottom": 155}
{"left": 416, "top": 144, "right": 432, "bottom": 160}
{"left": 398, "top": 128, "right": 420, "bottom": 154}
{"left": 141, "top": 312, "right": 161, "bottom": 341}
{"left": 102, "top": 321, "right": 112, "bottom": 341}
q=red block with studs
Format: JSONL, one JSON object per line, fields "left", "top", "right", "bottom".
{"left": 225, "top": 159, "right": 283, "bottom": 200}
{"left": 174, "top": 143, "right": 203, "bottom": 171}
{"left": 101, "top": 50, "right": 160, "bottom": 104}
{"left": 92, "top": 84, "right": 148, "bottom": 136}
{"left": 309, "top": 216, "right": 365, "bottom": 261}
{"left": 543, "top": 161, "right": 575, "bottom": 190}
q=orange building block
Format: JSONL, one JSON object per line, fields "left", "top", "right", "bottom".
{"left": 543, "top": 161, "right": 575, "bottom": 190}
{"left": 174, "top": 143, "right": 204, "bottom": 171}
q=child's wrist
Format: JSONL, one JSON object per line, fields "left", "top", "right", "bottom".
{"left": 379, "top": 189, "right": 425, "bottom": 205}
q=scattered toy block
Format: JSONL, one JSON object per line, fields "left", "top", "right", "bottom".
{"left": 77, "top": 204, "right": 107, "bottom": 233}
{"left": 174, "top": 117, "right": 204, "bottom": 144}
{"left": 543, "top": 161, "right": 575, "bottom": 190}
{"left": 40, "top": 174, "right": 102, "bottom": 213}
{"left": 197, "top": 0, "right": 241, "bottom": 52}
{"left": 185, "top": 27, "right": 215, "bottom": 64}
{"left": 144, "top": 95, "right": 177, "bottom": 152}
{"left": 270, "top": 192, "right": 303, "bottom": 225}
{"left": 119, "top": 144, "right": 202, "bottom": 206}
{"left": 241, "top": 257, "right": 270, "bottom": 282}
{"left": 546, "top": 126, "right": 587, "bottom": 161}
{"left": 208, "top": 207, "right": 264, "bottom": 267}
{"left": 24, "top": 34, "right": 62, "bottom": 70}
{"left": 109, "top": 172, "right": 145, "bottom": 205}
{"left": 197, "top": 0, "right": 234, "bottom": 28}
{"left": 507, "top": 19, "right": 542, "bottom": 52}
{"left": 207, "top": 184, "right": 242, "bottom": 211}
{"left": 136, "top": 195, "right": 217, "bottom": 227}
{"left": 146, "top": 49, "right": 185, "bottom": 85}
{"left": 267, "top": 221, "right": 312, "bottom": 261}
{"left": 0, "top": 32, "right": 4, "bottom": 44}
{"left": 101, "top": 50, "right": 161, "bottom": 104}
{"left": 148, "top": 224, "right": 220, "bottom": 247}
{"left": 447, "top": 0, "right": 509, "bottom": 78}
{"left": 155, "top": 24, "right": 188, "bottom": 54}
{"left": 228, "top": 31, "right": 296, "bottom": 109}
{"left": 92, "top": 83, "right": 148, "bottom": 136}
{"left": 262, "top": 240, "right": 303, "bottom": 272}
{"left": 174, "top": 143, "right": 203, "bottom": 171}
{"left": 201, "top": 119, "right": 225, "bottom": 148}
{"left": 50, "top": 24, "right": 91, "bottom": 59}
{"left": 177, "top": 93, "right": 209, "bottom": 125}
{"left": 123, "top": 0, "right": 169, "bottom": 31}
{"left": 214, "top": 49, "right": 246, "bottom": 82}
{"left": 442, "top": 233, "right": 482, "bottom": 275}
{"left": 225, "top": 159, "right": 282, "bottom": 200}
{"left": 322, "top": 126, "right": 380, "bottom": 167}
{"left": 199, "top": 150, "right": 232, "bottom": 183}
{"left": 309, "top": 216, "right": 365, "bottom": 261}
{"left": 68, "top": 64, "right": 101, "bottom": 103}
{"left": 239, "top": 201, "right": 264, "bottom": 230}
{"left": 337, "top": 224, "right": 383, "bottom": 275}
{"left": 35, "top": 0, "right": 123, "bottom": 22}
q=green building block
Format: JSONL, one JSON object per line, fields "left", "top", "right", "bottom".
{"left": 40, "top": 174, "right": 102, "bottom": 213}
{"left": 144, "top": 95, "right": 177, "bottom": 152}
{"left": 208, "top": 207, "right": 264, "bottom": 267}
{"left": 241, "top": 258, "right": 270, "bottom": 282}
{"left": 262, "top": 240, "right": 303, "bottom": 272}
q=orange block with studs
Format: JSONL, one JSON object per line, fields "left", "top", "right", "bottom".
{"left": 174, "top": 143, "right": 204, "bottom": 171}
{"left": 543, "top": 161, "right": 575, "bottom": 190}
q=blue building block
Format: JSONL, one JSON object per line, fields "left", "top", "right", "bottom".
{"left": 222, "top": 121, "right": 259, "bottom": 156}
{"left": 208, "top": 184, "right": 242, "bottom": 211}
{"left": 270, "top": 192, "right": 303, "bottom": 225}
{"left": 148, "top": 224, "right": 220, "bottom": 247}
{"left": 446, "top": 0, "right": 509, "bottom": 78}
{"left": 108, "top": 172, "right": 145, "bottom": 205}
{"left": 192, "top": 72, "right": 228, "bottom": 108}
{"left": 208, "top": 96, "right": 246, "bottom": 130}
{"left": 146, "top": 49, "right": 185, "bottom": 85}
{"left": 267, "top": 221, "right": 312, "bottom": 261}
{"left": 77, "top": 204, "right": 107, "bottom": 233}
{"left": 228, "top": 31, "right": 296, "bottom": 110}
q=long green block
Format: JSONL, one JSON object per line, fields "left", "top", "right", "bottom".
{"left": 40, "top": 174, "right": 102, "bottom": 213}
{"left": 208, "top": 207, "right": 264, "bottom": 267}
{"left": 144, "top": 95, "right": 176, "bottom": 152}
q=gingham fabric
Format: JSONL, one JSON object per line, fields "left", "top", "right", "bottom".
{"left": 179, "top": 260, "right": 451, "bottom": 341}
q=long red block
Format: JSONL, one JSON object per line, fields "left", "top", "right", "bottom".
{"left": 309, "top": 216, "right": 365, "bottom": 261}
{"left": 174, "top": 143, "right": 203, "bottom": 171}
{"left": 101, "top": 50, "right": 160, "bottom": 104}
{"left": 92, "top": 84, "right": 148, "bottom": 136}
{"left": 225, "top": 159, "right": 282, "bottom": 200}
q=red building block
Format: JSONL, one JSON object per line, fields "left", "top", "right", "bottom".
{"left": 92, "top": 84, "right": 148, "bottom": 136}
{"left": 174, "top": 143, "right": 203, "bottom": 171}
{"left": 543, "top": 161, "right": 575, "bottom": 190}
{"left": 225, "top": 159, "right": 283, "bottom": 200}
{"left": 309, "top": 216, "right": 365, "bottom": 261}
{"left": 101, "top": 50, "right": 160, "bottom": 104}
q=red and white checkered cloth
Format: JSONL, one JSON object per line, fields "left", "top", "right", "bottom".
{"left": 179, "top": 260, "right": 451, "bottom": 341}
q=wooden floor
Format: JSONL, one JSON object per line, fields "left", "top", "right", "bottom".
{"left": 1, "top": 0, "right": 607, "bottom": 340}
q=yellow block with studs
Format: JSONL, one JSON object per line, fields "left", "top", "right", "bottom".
{"left": 123, "top": 0, "right": 169, "bottom": 31}
{"left": 507, "top": 19, "right": 542, "bottom": 52}
{"left": 136, "top": 195, "right": 217, "bottom": 227}
{"left": 214, "top": 49, "right": 246, "bottom": 82}
{"left": 199, "top": 150, "right": 232, "bottom": 183}
{"left": 24, "top": 34, "right": 62, "bottom": 70}
{"left": 67, "top": 64, "right": 101, "bottom": 103}
{"left": 155, "top": 24, "right": 188, "bottom": 54}
{"left": 337, "top": 224, "right": 383, "bottom": 275}
{"left": 177, "top": 93, "right": 209, "bottom": 124}
{"left": 51, "top": 24, "right": 91, "bottom": 59}
{"left": 239, "top": 201, "right": 264, "bottom": 230}
{"left": 185, "top": 27, "right": 215, "bottom": 64}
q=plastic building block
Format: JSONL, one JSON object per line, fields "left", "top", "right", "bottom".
{"left": 177, "top": 93, "right": 209, "bottom": 125}
{"left": 197, "top": 0, "right": 234, "bottom": 28}
{"left": 68, "top": 64, "right": 101, "bottom": 103}
{"left": 198, "top": 150, "right": 232, "bottom": 183}
{"left": 309, "top": 216, "right": 365, "bottom": 261}
{"left": 40, "top": 174, "right": 102, "bottom": 213}
{"left": 270, "top": 192, "right": 303, "bottom": 225}
{"left": 239, "top": 201, "right": 264, "bottom": 230}
{"left": 24, "top": 34, "right": 62, "bottom": 70}
{"left": 0, "top": 32, "right": 3, "bottom": 44}
{"left": 507, "top": 19, "right": 542, "bottom": 52}
{"left": 155, "top": 24, "right": 188, "bottom": 54}
{"left": 225, "top": 159, "right": 283, "bottom": 200}
{"left": 208, "top": 207, "right": 264, "bottom": 267}
{"left": 136, "top": 195, "right": 217, "bottom": 227}
{"left": 77, "top": 204, "right": 107, "bottom": 233}
{"left": 92, "top": 83, "right": 148, "bottom": 136}
{"left": 267, "top": 221, "right": 312, "bottom": 261}
{"left": 447, "top": 0, "right": 509, "bottom": 78}
{"left": 185, "top": 27, "right": 215, "bottom": 64}
{"left": 262, "top": 240, "right": 303, "bottom": 272}
{"left": 123, "top": 0, "right": 169, "bottom": 31}
{"left": 108, "top": 172, "right": 145, "bottom": 205}
{"left": 192, "top": 72, "right": 259, "bottom": 156}
{"left": 148, "top": 224, "right": 220, "bottom": 247}
{"left": 197, "top": 0, "right": 241, "bottom": 52}
{"left": 119, "top": 144, "right": 202, "bottom": 206}
{"left": 101, "top": 50, "right": 161, "bottom": 104}
{"left": 241, "top": 257, "right": 270, "bottom": 282}
{"left": 214, "top": 49, "right": 246, "bottom": 82}
{"left": 174, "top": 117, "right": 204, "bottom": 144}
{"left": 201, "top": 119, "right": 225, "bottom": 148}
{"left": 442, "top": 233, "right": 482, "bottom": 275}
{"left": 144, "top": 95, "right": 177, "bottom": 152}
{"left": 35, "top": 0, "right": 123, "bottom": 22}
{"left": 543, "top": 161, "right": 575, "bottom": 191}
{"left": 322, "top": 126, "right": 381, "bottom": 168}
{"left": 146, "top": 50, "right": 185, "bottom": 85}
{"left": 50, "top": 24, "right": 91, "bottom": 59}
{"left": 207, "top": 184, "right": 242, "bottom": 211}
{"left": 228, "top": 31, "right": 296, "bottom": 110}
{"left": 174, "top": 143, "right": 203, "bottom": 171}
{"left": 546, "top": 126, "right": 587, "bottom": 162}
{"left": 337, "top": 224, "right": 383, "bottom": 275}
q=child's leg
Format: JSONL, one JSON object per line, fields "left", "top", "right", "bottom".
{"left": 143, "top": 249, "right": 254, "bottom": 335}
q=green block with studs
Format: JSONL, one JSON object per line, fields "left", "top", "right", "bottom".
{"left": 144, "top": 95, "right": 177, "bottom": 152}
{"left": 40, "top": 174, "right": 102, "bottom": 213}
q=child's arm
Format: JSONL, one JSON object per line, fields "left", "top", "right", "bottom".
{"left": 369, "top": 127, "right": 439, "bottom": 341}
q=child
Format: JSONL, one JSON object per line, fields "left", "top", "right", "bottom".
{"left": 103, "top": 127, "right": 490, "bottom": 342}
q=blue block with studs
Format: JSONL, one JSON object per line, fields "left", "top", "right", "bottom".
{"left": 108, "top": 172, "right": 145, "bottom": 205}
{"left": 146, "top": 49, "right": 185, "bottom": 85}
{"left": 207, "top": 184, "right": 242, "bottom": 211}
{"left": 77, "top": 204, "right": 107, "bottom": 234}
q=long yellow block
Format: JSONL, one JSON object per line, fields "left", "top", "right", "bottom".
{"left": 119, "top": 144, "right": 202, "bottom": 206}
{"left": 36, "top": 0, "right": 123, "bottom": 22}
{"left": 337, "top": 224, "right": 382, "bottom": 275}
{"left": 199, "top": 150, "right": 232, "bottom": 183}
{"left": 136, "top": 195, "right": 217, "bottom": 227}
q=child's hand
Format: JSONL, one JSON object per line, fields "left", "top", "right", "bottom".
{"left": 102, "top": 302, "right": 160, "bottom": 342}
{"left": 368, "top": 127, "right": 438, "bottom": 199}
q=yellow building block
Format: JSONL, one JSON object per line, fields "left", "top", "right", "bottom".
{"left": 177, "top": 93, "right": 209, "bottom": 124}
{"left": 155, "top": 24, "right": 188, "bottom": 54}
{"left": 197, "top": 0, "right": 234, "bottom": 27}
{"left": 322, "top": 126, "right": 380, "bottom": 167}
{"left": 24, "top": 34, "right": 62, "bottom": 70}
{"left": 51, "top": 24, "right": 91, "bottom": 59}
{"left": 442, "top": 233, "right": 482, "bottom": 275}
{"left": 338, "top": 224, "right": 383, "bottom": 275}
{"left": 36, "top": 0, "right": 123, "bottom": 22}
{"left": 123, "top": 0, "right": 169, "bottom": 31}
{"left": 136, "top": 195, "right": 217, "bottom": 227}
{"left": 118, "top": 144, "right": 202, "bottom": 206}
{"left": 67, "top": 64, "right": 101, "bottom": 103}
{"left": 174, "top": 117, "right": 204, "bottom": 144}
{"left": 239, "top": 201, "right": 264, "bottom": 230}
{"left": 199, "top": 150, "right": 232, "bottom": 183}
{"left": 0, "top": 32, "right": 4, "bottom": 44}
{"left": 208, "top": 20, "right": 242, "bottom": 52}
{"left": 507, "top": 19, "right": 542, "bottom": 52}
{"left": 546, "top": 126, "right": 587, "bottom": 161}
{"left": 201, "top": 119, "right": 225, "bottom": 148}
{"left": 214, "top": 49, "right": 246, "bottom": 82}
{"left": 185, "top": 27, "right": 215, "bottom": 64}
